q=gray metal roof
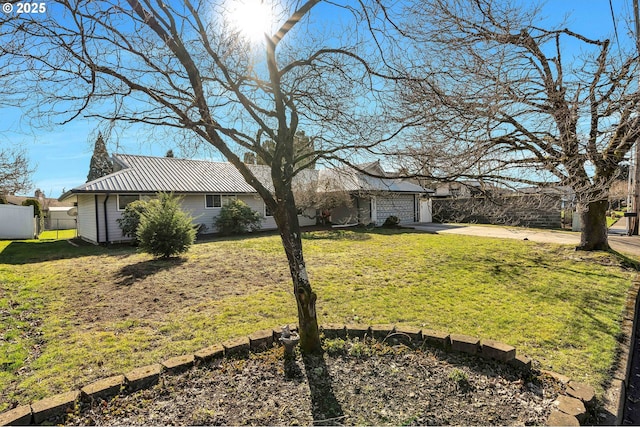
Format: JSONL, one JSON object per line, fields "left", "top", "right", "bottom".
{"left": 65, "top": 154, "right": 264, "bottom": 195}
{"left": 60, "top": 154, "right": 426, "bottom": 200}
{"left": 318, "top": 168, "right": 426, "bottom": 193}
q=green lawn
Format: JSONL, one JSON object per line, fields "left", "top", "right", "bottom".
{"left": 0, "top": 228, "right": 635, "bottom": 412}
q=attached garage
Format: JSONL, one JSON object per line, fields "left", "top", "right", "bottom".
{"left": 375, "top": 194, "right": 417, "bottom": 224}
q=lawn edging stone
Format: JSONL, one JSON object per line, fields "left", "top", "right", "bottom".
{"left": 0, "top": 405, "right": 32, "bottom": 426}
{"left": 194, "top": 344, "right": 224, "bottom": 364}
{"left": 0, "top": 323, "right": 599, "bottom": 426}
{"left": 222, "top": 336, "right": 250, "bottom": 356}
{"left": 124, "top": 363, "right": 163, "bottom": 392}
{"left": 450, "top": 333, "right": 480, "bottom": 355}
{"left": 249, "top": 329, "right": 275, "bottom": 351}
{"left": 319, "top": 324, "right": 347, "bottom": 339}
{"left": 161, "top": 354, "right": 195, "bottom": 374}
{"left": 480, "top": 339, "right": 516, "bottom": 362}
{"left": 422, "top": 329, "right": 451, "bottom": 348}
{"left": 31, "top": 390, "right": 81, "bottom": 425}
{"left": 345, "top": 324, "right": 371, "bottom": 338}
{"left": 80, "top": 375, "right": 125, "bottom": 402}
{"left": 371, "top": 324, "right": 396, "bottom": 340}
{"left": 394, "top": 325, "right": 422, "bottom": 342}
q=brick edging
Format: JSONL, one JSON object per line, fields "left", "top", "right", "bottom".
{"left": 0, "top": 323, "right": 595, "bottom": 426}
{"left": 608, "top": 274, "right": 640, "bottom": 425}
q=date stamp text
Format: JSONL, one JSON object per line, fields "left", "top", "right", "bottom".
{"left": 3, "top": 2, "right": 47, "bottom": 14}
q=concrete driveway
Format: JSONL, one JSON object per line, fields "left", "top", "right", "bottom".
{"left": 410, "top": 220, "right": 640, "bottom": 259}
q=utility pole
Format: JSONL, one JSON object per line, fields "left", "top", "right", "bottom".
{"left": 628, "top": 0, "right": 640, "bottom": 235}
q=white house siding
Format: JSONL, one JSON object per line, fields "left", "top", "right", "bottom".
{"left": 77, "top": 194, "right": 128, "bottom": 244}
{"left": 376, "top": 194, "right": 417, "bottom": 224}
{"left": 101, "top": 195, "right": 127, "bottom": 243}
{"left": 76, "top": 194, "right": 98, "bottom": 243}
{"left": 79, "top": 193, "right": 317, "bottom": 243}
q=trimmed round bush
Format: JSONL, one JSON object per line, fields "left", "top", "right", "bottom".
{"left": 117, "top": 199, "right": 149, "bottom": 241}
{"left": 214, "top": 199, "right": 262, "bottom": 236}
{"left": 382, "top": 215, "right": 400, "bottom": 227}
{"left": 137, "top": 193, "right": 196, "bottom": 258}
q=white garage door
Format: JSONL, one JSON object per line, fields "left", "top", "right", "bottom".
{"left": 376, "top": 194, "right": 416, "bottom": 224}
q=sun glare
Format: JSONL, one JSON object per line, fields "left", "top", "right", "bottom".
{"left": 227, "top": 0, "right": 274, "bottom": 42}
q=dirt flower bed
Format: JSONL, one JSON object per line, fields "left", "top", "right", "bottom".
{"left": 57, "top": 338, "right": 562, "bottom": 426}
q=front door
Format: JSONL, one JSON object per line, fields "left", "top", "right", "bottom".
{"left": 419, "top": 198, "right": 432, "bottom": 223}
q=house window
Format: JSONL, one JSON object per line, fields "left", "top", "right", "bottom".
{"left": 117, "top": 194, "right": 140, "bottom": 211}
{"left": 205, "top": 194, "right": 222, "bottom": 208}
{"left": 205, "top": 194, "right": 236, "bottom": 208}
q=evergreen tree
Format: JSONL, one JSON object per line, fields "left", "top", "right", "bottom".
{"left": 87, "top": 133, "right": 113, "bottom": 182}
{"left": 21, "top": 198, "right": 42, "bottom": 217}
{"left": 137, "top": 193, "right": 196, "bottom": 258}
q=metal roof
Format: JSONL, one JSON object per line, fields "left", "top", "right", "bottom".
{"left": 318, "top": 168, "right": 426, "bottom": 193}
{"left": 64, "top": 154, "right": 266, "bottom": 196}
{"left": 60, "top": 154, "right": 427, "bottom": 200}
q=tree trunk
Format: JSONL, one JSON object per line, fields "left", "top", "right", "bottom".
{"left": 273, "top": 198, "right": 322, "bottom": 354}
{"left": 576, "top": 199, "right": 609, "bottom": 251}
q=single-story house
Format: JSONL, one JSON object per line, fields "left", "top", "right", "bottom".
{"left": 59, "top": 154, "right": 429, "bottom": 244}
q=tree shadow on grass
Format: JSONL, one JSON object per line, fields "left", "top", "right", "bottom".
{"left": 302, "top": 353, "right": 346, "bottom": 426}
{"left": 116, "top": 257, "right": 187, "bottom": 286}
{"left": 0, "top": 239, "right": 111, "bottom": 264}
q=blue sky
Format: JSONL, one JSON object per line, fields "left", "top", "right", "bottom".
{"left": 2, "top": 0, "right": 636, "bottom": 199}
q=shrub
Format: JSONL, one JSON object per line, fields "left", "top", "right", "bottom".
{"left": 116, "top": 199, "right": 149, "bottom": 241}
{"left": 21, "top": 199, "right": 42, "bottom": 217}
{"left": 382, "top": 215, "right": 400, "bottom": 227}
{"left": 214, "top": 199, "right": 262, "bottom": 236}
{"left": 137, "top": 193, "right": 196, "bottom": 258}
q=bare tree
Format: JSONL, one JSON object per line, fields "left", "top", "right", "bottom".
{"left": 396, "top": 0, "right": 639, "bottom": 250}
{"left": 0, "top": 146, "right": 33, "bottom": 195}
{"left": 0, "top": 0, "right": 408, "bottom": 352}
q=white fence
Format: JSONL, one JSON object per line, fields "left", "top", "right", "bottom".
{"left": 0, "top": 204, "right": 36, "bottom": 239}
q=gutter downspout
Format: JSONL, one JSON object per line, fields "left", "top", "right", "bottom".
{"left": 94, "top": 195, "right": 100, "bottom": 243}
{"left": 103, "top": 194, "right": 110, "bottom": 245}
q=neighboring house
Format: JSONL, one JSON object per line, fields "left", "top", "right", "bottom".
{"left": 59, "top": 154, "right": 430, "bottom": 244}
{"left": 4, "top": 190, "right": 74, "bottom": 214}
{"left": 319, "top": 161, "right": 431, "bottom": 225}
{"left": 46, "top": 206, "right": 77, "bottom": 230}
{"left": 432, "top": 181, "right": 483, "bottom": 198}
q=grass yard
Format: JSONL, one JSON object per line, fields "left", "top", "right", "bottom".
{"left": 0, "top": 228, "right": 635, "bottom": 412}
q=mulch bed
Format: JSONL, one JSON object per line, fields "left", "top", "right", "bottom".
{"left": 55, "top": 338, "right": 563, "bottom": 426}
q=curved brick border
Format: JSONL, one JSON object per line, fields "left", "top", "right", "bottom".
{"left": 0, "top": 323, "right": 596, "bottom": 426}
